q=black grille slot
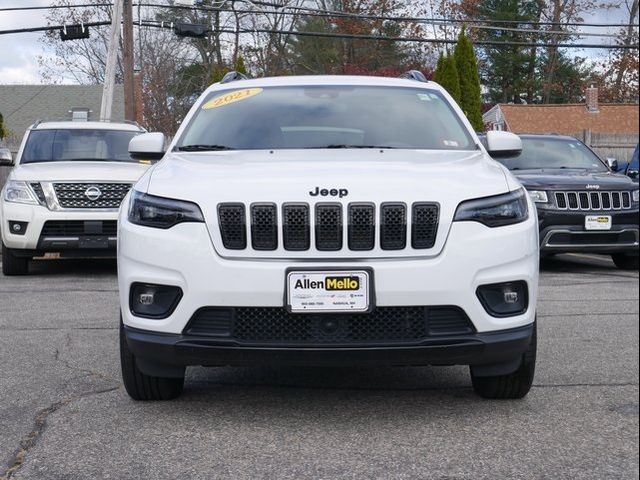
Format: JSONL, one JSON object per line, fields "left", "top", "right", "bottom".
{"left": 590, "top": 192, "right": 601, "bottom": 210}
{"left": 315, "top": 204, "right": 343, "bottom": 251}
{"left": 427, "top": 307, "right": 476, "bottom": 336}
{"left": 612, "top": 191, "right": 622, "bottom": 209}
{"left": 380, "top": 203, "right": 407, "bottom": 250}
{"left": 184, "top": 309, "right": 233, "bottom": 337}
{"left": 578, "top": 192, "right": 590, "bottom": 209}
{"left": 30, "top": 183, "right": 46, "bottom": 204}
{"left": 348, "top": 204, "right": 375, "bottom": 251}
{"left": 601, "top": 193, "right": 612, "bottom": 209}
{"left": 555, "top": 192, "right": 567, "bottom": 209}
{"left": 40, "top": 220, "right": 117, "bottom": 237}
{"left": 251, "top": 204, "right": 278, "bottom": 250}
{"left": 185, "top": 306, "right": 475, "bottom": 345}
{"left": 567, "top": 192, "right": 579, "bottom": 209}
{"left": 283, "top": 204, "right": 310, "bottom": 251}
{"left": 412, "top": 203, "right": 439, "bottom": 249}
{"left": 622, "top": 192, "right": 631, "bottom": 209}
{"left": 218, "top": 204, "right": 247, "bottom": 250}
{"left": 52, "top": 182, "right": 131, "bottom": 209}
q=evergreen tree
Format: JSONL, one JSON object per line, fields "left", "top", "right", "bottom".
{"left": 0, "top": 112, "right": 5, "bottom": 141}
{"left": 454, "top": 29, "right": 484, "bottom": 131}
{"left": 438, "top": 55, "right": 462, "bottom": 103}
{"left": 234, "top": 55, "right": 248, "bottom": 75}
{"left": 432, "top": 54, "right": 444, "bottom": 84}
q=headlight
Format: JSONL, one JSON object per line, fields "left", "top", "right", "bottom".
{"left": 3, "top": 181, "right": 39, "bottom": 205}
{"left": 633, "top": 189, "right": 639, "bottom": 203}
{"left": 527, "top": 190, "right": 548, "bottom": 203}
{"left": 128, "top": 190, "right": 204, "bottom": 229}
{"left": 454, "top": 188, "right": 529, "bottom": 227}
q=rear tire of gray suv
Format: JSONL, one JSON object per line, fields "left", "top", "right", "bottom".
{"left": 470, "top": 322, "right": 536, "bottom": 399}
{"left": 611, "top": 253, "right": 639, "bottom": 271}
{"left": 2, "top": 244, "right": 29, "bottom": 276}
{"left": 120, "top": 321, "right": 185, "bottom": 401}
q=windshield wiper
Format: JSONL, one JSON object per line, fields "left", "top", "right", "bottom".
{"left": 175, "top": 144, "right": 235, "bottom": 152}
{"left": 314, "top": 144, "right": 397, "bottom": 149}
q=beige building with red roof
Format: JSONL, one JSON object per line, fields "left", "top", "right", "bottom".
{"left": 483, "top": 87, "right": 639, "bottom": 136}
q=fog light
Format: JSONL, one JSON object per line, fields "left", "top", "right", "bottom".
{"left": 129, "top": 283, "right": 182, "bottom": 319}
{"left": 9, "top": 221, "right": 28, "bottom": 236}
{"left": 477, "top": 281, "right": 528, "bottom": 317}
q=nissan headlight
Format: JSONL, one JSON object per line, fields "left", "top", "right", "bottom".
{"left": 527, "top": 190, "right": 548, "bottom": 204}
{"left": 3, "top": 181, "right": 39, "bottom": 205}
{"left": 128, "top": 190, "right": 204, "bottom": 229}
{"left": 454, "top": 188, "right": 529, "bottom": 227}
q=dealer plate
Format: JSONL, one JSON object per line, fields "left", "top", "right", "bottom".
{"left": 286, "top": 270, "right": 371, "bottom": 313}
{"left": 585, "top": 215, "right": 612, "bottom": 231}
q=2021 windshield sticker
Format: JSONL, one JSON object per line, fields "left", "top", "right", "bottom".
{"left": 202, "top": 88, "right": 263, "bottom": 110}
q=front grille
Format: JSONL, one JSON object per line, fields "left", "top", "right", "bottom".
{"left": 218, "top": 204, "right": 246, "bottom": 249}
{"left": 184, "top": 306, "right": 475, "bottom": 345}
{"left": 218, "top": 202, "right": 440, "bottom": 254}
{"left": 554, "top": 191, "right": 633, "bottom": 211}
{"left": 52, "top": 183, "right": 131, "bottom": 209}
{"left": 315, "top": 204, "right": 343, "bottom": 251}
{"left": 282, "top": 204, "right": 311, "bottom": 251}
{"left": 41, "top": 220, "right": 117, "bottom": 237}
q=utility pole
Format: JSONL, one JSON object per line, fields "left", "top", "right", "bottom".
{"left": 123, "top": 0, "right": 136, "bottom": 122}
{"left": 100, "top": 0, "right": 124, "bottom": 121}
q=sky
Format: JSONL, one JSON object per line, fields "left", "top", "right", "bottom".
{"left": 0, "top": 0, "right": 633, "bottom": 85}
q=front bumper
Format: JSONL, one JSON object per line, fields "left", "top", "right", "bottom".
{"left": 118, "top": 213, "right": 539, "bottom": 335}
{"left": 536, "top": 208, "right": 639, "bottom": 254}
{"left": 1, "top": 200, "right": 119, "bottom": 253}
{"left": 124, "top": 322, "right": 534, "bottom": 374}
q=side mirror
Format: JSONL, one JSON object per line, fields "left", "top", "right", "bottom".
{"left": 129, "top": 133, "right": 166, "bottom": 161}
{"left": 0, "top": 148, "right": 13, "bottom": 166}
{"left": 605, "top": 157, "right": 619, "bottom": 171}
{"left": 484, "top": 131, "right": 523, "bottom": 158}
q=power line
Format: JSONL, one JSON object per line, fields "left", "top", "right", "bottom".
{"left": 0, "top": 15, "right": 636, "bottom": 49}
{"left": 1, "top": 1, "right": 637, "bottom": 29}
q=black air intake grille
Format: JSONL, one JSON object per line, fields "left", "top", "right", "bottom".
{"left": 184, "top": 306, "right": 476, "bottom": 345}
{"left": 52, "top": 182, "right": 131, "bottom": 209}
{"left": 315, "top": 204, "right": 343, "bottom": 251}
{"left": 218, "top": 204, "right": 247, "bottom": 250}
{"left": 380, "top": 203, "right": 407, "bottom": 250}
{"left": 40, "top": 220, "right": 117, "bottom": 237}
{"left": 412, "top": 203, "right": 439, "bottom": 249}
{"left": 282, "top": 204, "right": 310, "bottom": 251}
{"left": 348, "top": 204, "right": 375, "bottom": 251}
{"left": 251, "top": 204, "right": 278, "bottom": 250}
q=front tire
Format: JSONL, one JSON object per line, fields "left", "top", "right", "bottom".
{"left": 120, "top": 323, "right": 184, "bottom": 401}
{"left": 471, "top": 323, "right": 537, "bottom": 400}
{"left": 2, "top": 244, "right": 29, "bottom": 276}
{"left": 611, "top": 253, "right": 639, "bottom": 270}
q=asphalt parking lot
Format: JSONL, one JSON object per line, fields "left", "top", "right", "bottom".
{"left": 0, "top": 254, "right": 638, "bottom": 479}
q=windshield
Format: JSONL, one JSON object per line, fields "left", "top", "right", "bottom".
{"left": 21, "top": 129, "right": 140, "bottom": 164}
{"left": 497, "top": 137, "right": 608, "bottom": 172}
{"left": 176, "top": 86, "right": 476, "bottom": 151}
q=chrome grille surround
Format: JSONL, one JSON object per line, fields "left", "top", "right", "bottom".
{"left": 554, "top": 191, "right": 633, "bottom": 211}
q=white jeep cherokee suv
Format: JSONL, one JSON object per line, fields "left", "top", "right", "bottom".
{"left": 119, "top": 73, "right": 539, "bottom": 401}
{"left": 1, "top": 121, "right": 150, "bottom": 275}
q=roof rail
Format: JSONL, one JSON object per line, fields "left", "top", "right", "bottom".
{"left": 29, "top": 118, "right": 145, "bottom": 130}
{"left": 220, "top": 71, "right": 250, "bottom": 84}
{"left": 399, "top": 70, "right": 427, "bottom": 82}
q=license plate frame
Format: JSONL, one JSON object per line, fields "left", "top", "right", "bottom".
{"left": 285, "top": 267, "right": 374, "bottom": 314}
{"left": 585, "top": 215, "right": 612, "bottom": 231}
{"left": 79, "top": 236, "right": 109, "bottom": 249}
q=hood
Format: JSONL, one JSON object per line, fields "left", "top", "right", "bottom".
{"left": 511, "top": 169, "right": 636, "bottom": 190}
{"left": 10, "top": 161, "right": 150, "bottom": 183}
{"left": 147, "top": 149, "right": 508, "bottom": 202}
{"left": 143, "top": 149, "right": 511, "bottom": 259}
